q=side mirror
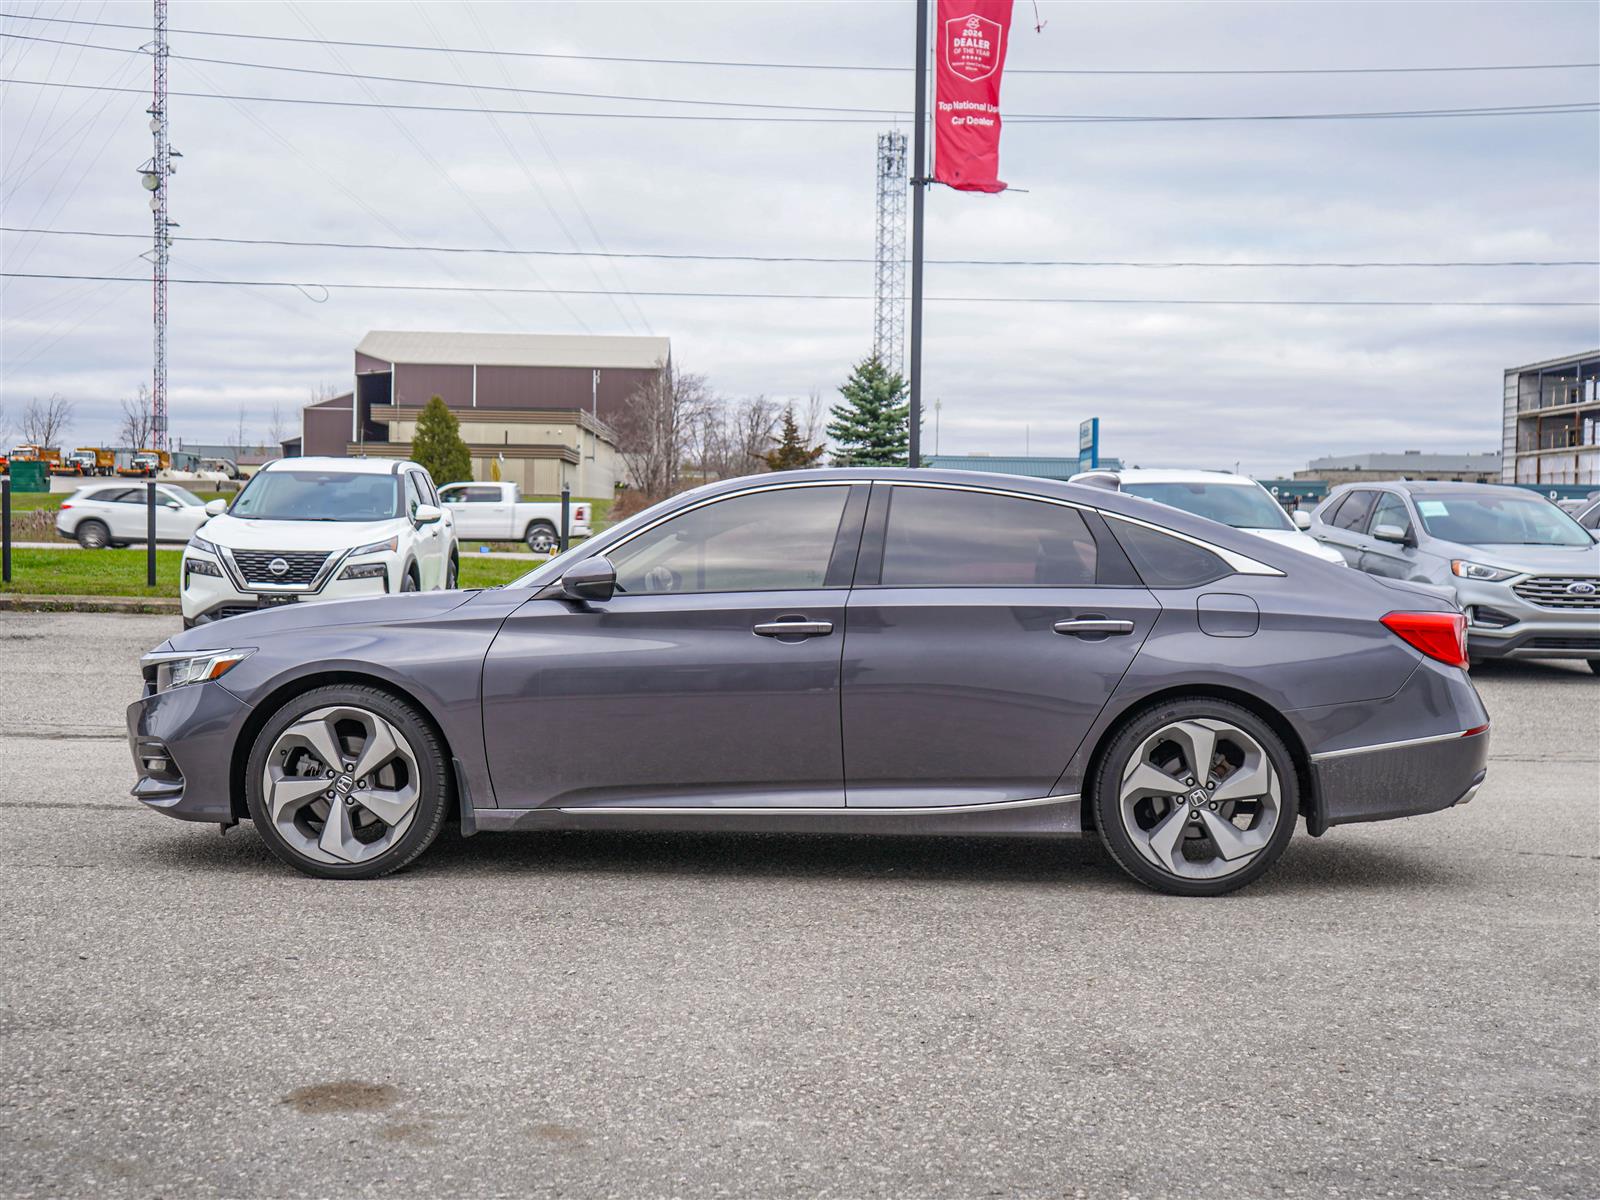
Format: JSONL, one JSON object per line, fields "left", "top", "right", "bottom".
{"left": 558, "top": 556, "right": 616, "bottom": 602}
{"left": 1291, "top": 510, "right": 1312, "bottom": 530}
{"left": 204, "top": 499, "right": 228, "bottom": 516}
{"left": 414, "top": 503, "right": 443, "bottom": 525}
{"left": 1372, "top": 523, "right": 1410, "bottom": 545}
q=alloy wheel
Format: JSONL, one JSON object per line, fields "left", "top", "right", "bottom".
{"left": 1117, "top": 718, "right": 1281, "bottom": 881}
{"left": 261, "top": 705, "right": 422, "bottom": 866}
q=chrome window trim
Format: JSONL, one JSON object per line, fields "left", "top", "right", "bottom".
{"left": 1309, "top": 727, "right": 1485, "bottom": 762}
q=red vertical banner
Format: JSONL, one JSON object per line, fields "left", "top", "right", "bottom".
{"left": 932, "top": 0, "right": 1015, "bottom": 193}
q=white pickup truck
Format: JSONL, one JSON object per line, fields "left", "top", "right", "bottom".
{"left": 437, "top": 481, "right": 592, "bottom": 553}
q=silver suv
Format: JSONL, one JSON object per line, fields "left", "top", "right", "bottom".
{"left": 1309, "top": 481, "right": 1600, "bottom": 672}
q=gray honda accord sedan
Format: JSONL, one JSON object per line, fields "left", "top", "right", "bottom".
{"left": 129, "top": 468, "right": 1490, "bottom": 896}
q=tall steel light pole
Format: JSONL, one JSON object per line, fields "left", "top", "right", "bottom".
{"left": 907, "top": 0, "right": 929, "bottom": 468}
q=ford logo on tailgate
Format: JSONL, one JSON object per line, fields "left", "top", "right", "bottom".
{"left": 268, "top": 557, "right": 290, "bottom": 577}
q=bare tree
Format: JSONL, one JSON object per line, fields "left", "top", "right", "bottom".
{"left": 233, "top": 407, "right": 252, "bottom": 455}
{"left": 688, "top": 395, "right": 779, "bottom": 484}
{"left": 266, "top": 399, "right": 289, "bottom": 448}
{"left": 20, "top": 394, "right": 74, "bottom": 448}
{"left": 118, "top": 387, "right": 156, "bottom": 449}
{"left": 801, "top": 390, "right": 828, "bottom": 449}
{"left": 613, "top": 363, "right": 714, "bottom": 502}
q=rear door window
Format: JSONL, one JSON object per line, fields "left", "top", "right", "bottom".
{"left": 1106, "top": 519, "right": 1230, "bottom": 588}
{"left": 878, "top": 486, "right": 1097, "bottom": 587}
{"left": 1331, "top": 490, "right": 1377, "bottom": 532}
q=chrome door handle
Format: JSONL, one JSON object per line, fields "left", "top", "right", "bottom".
{"left": 1053, "top": 618, "right": 1135, "bottom": 636}
{"left": 753, "top": 620, "right": 834, "bottom": 638}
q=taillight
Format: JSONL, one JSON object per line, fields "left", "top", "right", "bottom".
{"left": 1381, "top": 611, "right": 1469, "bottom": 668}
{"left": 60, "top": 502, "right": 73, "bottom": 510}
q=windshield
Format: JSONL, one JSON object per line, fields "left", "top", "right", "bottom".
{"left": 229, "top": 470, "right": 401, "bottom": 522}
{"left": 1123, "top": 482, "right": 1292, "bottom": 531}
{"left": 1414, "top": 493, "right": 1593, "bottom": 547}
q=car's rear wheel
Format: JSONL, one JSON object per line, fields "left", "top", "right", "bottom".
{"left": 1091, "top": 698, "right": 1299, "bottom": 896}
{"left": 243, "top": 685, "right": 450, "bottom": 879}
{"left": 75, "top": 519, "right": 110, "bottom": 549}
{"left": 525, "top": 522, "right": 558, "bottom": 554}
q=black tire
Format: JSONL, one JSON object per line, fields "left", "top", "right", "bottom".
{"left": 1090, "top": 697, "right": 1300, "bottom": 897}
{"left": 446, "top": 555, "right": 459, "bottom": 590}
{"left": 243, "top": 684, "right": 450, "bottom": 880}
{"left": 525, "top": 522, "right": 558, "bottom": 554}
{"left": 401, "top": 567, "right": 420, "bottom": 593}
{"left": 75, "top": 519, "right": 110, "bottom": 549}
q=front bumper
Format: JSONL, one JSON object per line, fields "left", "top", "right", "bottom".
{"left": 1312, "top": 727, "right": 1489, "bottom": 829}
{"left": 1456, "top": 577, "right": 1600, "bottom": 660}
{"left": 181, "top": 551, "right": 391, "bottom": 623}
{"left": 127, "top": 678, "right": 254, "bottom": 824}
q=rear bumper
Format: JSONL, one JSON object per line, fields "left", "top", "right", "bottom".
{"left": 1311, "top": 727, "right": 1489, "bottom": 829}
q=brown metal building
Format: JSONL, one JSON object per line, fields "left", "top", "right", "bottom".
{"left": 297, "top": 330, "right": 670, "bottom": 495}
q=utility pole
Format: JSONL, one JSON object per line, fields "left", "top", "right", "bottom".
{"left": 907, "top": 0, "right": 929, "bottom": 469}
{"left": 873, "top": 131, "right": 908, "bottom": 374}
{"left": 139, "top": 0, "right": 177, "bottom": 450}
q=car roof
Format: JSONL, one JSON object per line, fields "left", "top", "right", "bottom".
{"left": 260, "top": 456, "right": 414, "bottom": 476}
{"left": 1088, "top": 468, "right": 1260, "bottom": 486}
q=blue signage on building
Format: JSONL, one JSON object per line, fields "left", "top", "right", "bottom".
{"left": 1077, "top": 418, "right": 1100, "bottom": 473}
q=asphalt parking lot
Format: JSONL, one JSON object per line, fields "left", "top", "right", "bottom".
{"left": 1, "top": 612, "right": 1595, "bottom": 1199}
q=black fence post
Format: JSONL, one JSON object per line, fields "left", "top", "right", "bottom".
{"left": 146, "top": 480, "right": 157, "bottom": 588}
{"left": 2, "top": 476, "right": 11, "bottom": 585}
{"left": 559, "top": 482, "right": 571, "bottom": 554}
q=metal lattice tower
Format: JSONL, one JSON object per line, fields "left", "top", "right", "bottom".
{"left": 140, "top": 0, "right": 175, "bottom": 450}
{"left": 873, "top": 130, "right": 908, "bottom": 372}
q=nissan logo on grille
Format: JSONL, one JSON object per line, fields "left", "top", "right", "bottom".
{"left": 268, "top": 558, "right": 290, "bottom": 577}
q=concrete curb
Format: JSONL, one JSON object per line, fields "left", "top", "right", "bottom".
{"left": 0, "top": 594, "right": 180, "bottom": 615}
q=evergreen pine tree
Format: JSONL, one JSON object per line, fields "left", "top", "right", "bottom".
{"left": 826, "top": 355, "right": 909, "bottom": 467}
{"left": 763, "top": 405, "right": 826, "bottom": 471}
{"left": 409, "top": 395, "right": 473, "bottom": 485}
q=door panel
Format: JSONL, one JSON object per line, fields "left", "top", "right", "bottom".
{"left": 482, "top": 591, "right": 847, "bottom": 808}
{"left": 1359, "top": 492, "right": 1417, "bottom": 578}
{"left": 841, "top": 586, "right": 1157, "bottom": 806}
{"left": 1321, "top": 490, "right": 1377, "bottom": 567}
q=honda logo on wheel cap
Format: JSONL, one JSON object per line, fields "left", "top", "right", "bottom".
{"left": 268, "top": 557, "right": 289, "bottom": 576}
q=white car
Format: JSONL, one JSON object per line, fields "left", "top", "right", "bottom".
{"left": 56, "top": 482, "right": 214, "bottom": 549}
{"left": 180, "top": 457, "right": 458, "bottom": 628}
{"left": 1069, "top": 468, "right": 1347, "bottom": 566}
{"left": 437, "top": 481, "right": 592, "bottom": 553}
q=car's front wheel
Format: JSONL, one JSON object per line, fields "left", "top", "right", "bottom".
{"left": 1091, "top": 698, "right": 1299, "bottom": 896}
{"left": 243, "top": 685, "right": 450, "bottom": 879}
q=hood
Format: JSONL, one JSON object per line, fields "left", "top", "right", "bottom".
{"left": 1244, "top": 527, "right": 1348, "bottom": 565}
{"left": 1428, "top": 539, "right": 1600, "bottom": 576}
{"left": 199, "top": 513, "right": 405, "bottom": 553}
{"left": 168, "top": 590, "right": 481, "bottom": 651}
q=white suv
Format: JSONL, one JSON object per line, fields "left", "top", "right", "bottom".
{"left": 1070, "top": 468, "right": 1347, "bottom": 565}
{"left": 56, "top": 482, "right": 213, "bottom": 548}
{"left": 181, "top": 457, "right": 458, "bottom": 628}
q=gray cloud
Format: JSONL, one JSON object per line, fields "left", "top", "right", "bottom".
{"left": 2, "top": 0, "right": 1596, "bottom": 474}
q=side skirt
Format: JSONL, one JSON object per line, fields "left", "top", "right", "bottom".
{"left": 470, "top": 793, "right": 1084, "bottom": 837}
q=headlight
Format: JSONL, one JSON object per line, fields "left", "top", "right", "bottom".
{"left": 142, "top": 649, "right": 253, "bottom": 692}
{"left": 1451, "top": 560, "right": 1518, "bottom": 583}
{"left": 188, "top": 533, "right": 220, "bottom": 556}
{"left": 339, "top": 561, "right": 388, "bottom": 581}
{"left": 184, "top": 557, "right": 222, "bottom": 579}
{"left": 349, "top": 535, "right": 399, "bottom": 556}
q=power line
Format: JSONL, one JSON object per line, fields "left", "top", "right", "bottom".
{"left": 5, "top": 226, "right": 1595, "bottom": 269}
{"left": 4, "top": 77, "right": 1596, "bottom": 124}
{"left": 6, "top": 271, "right": 1595, "bottom": 307}
{"left": 1, "top": 12, "right": 1595, "bottom": 76}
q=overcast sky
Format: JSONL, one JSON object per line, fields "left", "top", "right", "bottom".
{"left": 2, "top": 0, "right": 1596, "bottom": 475}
